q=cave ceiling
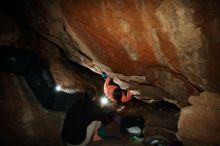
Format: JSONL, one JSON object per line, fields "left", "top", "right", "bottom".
{"left": 1, "top": 0, "right": 220, "bottom": 107}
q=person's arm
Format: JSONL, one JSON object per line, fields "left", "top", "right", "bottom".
{"left": 121, "top": 90, "right": 132, "bottom": 103}
{"left": 104, "top": 77, "right": 111, "bottom": 94}
{"left": 104, "top": 77, "right": 117, "bottom": 102}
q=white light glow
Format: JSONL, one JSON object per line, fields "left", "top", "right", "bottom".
{"left": 55, "top": 85, "right": 62, "bottom": 91}
{"left": 101, "top": 96, "right": 109, "bottom": 105}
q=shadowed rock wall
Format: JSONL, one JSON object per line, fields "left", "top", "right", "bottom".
{"left": 0, "top": 72, "right": 64, "bottom": 146}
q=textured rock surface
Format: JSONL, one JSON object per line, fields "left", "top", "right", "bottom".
{"left": 61, "top": 0, "right": 220, "bottom": 107}
{"left": 0, "top": 41, "right": 105, "bottom": 146}
{"left": 1, "top": 0, "right": 220, "bottom": 145}
{"left": 177, "top": 92, "right": 220, "bottom": 146}
{"left": 0, "top": 72, "right": 64, "bottom": 146}
{"left": 6, "top": 0, "right": 219, "bottom": 107}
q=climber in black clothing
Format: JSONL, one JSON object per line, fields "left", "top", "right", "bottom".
{"left": 61, "top": 87, "right": 116, "bottom": 146}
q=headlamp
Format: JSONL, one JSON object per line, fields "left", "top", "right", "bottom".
{"left": 100, "top": 96, "right": 109, "bottom": 106}
{"left": 55, "top": 85, "right": 62, "bottom": 91}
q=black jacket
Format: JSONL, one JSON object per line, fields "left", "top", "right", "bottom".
{"left": 61, "top": 95, "right": 115, "bottom": 145}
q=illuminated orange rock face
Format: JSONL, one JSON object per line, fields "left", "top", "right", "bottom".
{"left": 61, "top": 0, "right": 220, "bottom": 106}
{"left": 1, "top": 0, "right": 220, "bottom": 107}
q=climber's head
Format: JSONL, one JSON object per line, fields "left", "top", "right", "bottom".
{"left": 113, "top": 88, "right": 122, "bottom": 104}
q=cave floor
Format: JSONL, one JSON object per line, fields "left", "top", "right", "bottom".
{"left": 88, "top": 118, "right": 145, "bottom": 146}
{"left": 88, "top": 138, "right": 144, "bottom": 146}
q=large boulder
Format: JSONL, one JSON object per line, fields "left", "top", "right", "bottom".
{"left": 177, "top": 92, "right": 220, "bottom": 146}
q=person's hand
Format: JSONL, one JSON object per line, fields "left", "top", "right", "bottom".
{"left": 101, "top": 72, "right": 108, "bottom": 80}
{"left": 130, "top": 89, "right": 141, "bottom": 96}
{"left": 116, "top": 105, "right": 125, "bottom": 113}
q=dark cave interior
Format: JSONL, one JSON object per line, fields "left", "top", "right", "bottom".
{"left": 0, "top": 0, "right": 220, "bottom": 146}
